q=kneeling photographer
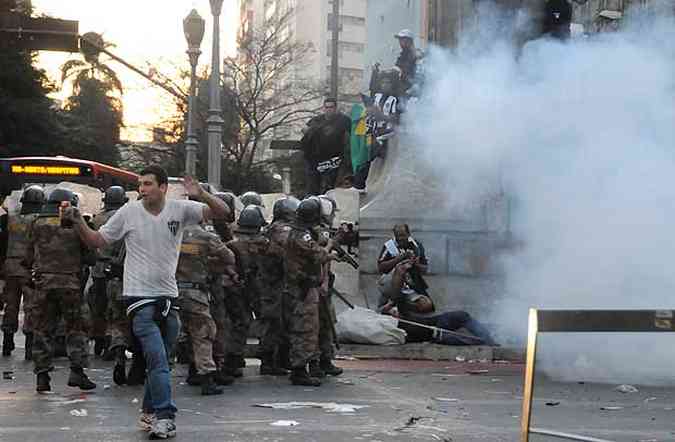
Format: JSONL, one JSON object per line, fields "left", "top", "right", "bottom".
{"left": 376, "top": 224, "right": 496, "bottom": 346}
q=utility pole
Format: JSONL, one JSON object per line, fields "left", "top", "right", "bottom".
{"left": 330, "top": 0, "right": 340, "bottom": 101}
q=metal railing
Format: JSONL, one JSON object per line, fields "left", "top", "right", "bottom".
{"left": 520, "top": 308, "right": 675, "bottom": 442}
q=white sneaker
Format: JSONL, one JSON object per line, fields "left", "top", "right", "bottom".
{"left": 149, "top": 418, "right": 176, "bottom": 439}
{"left": 138, "top": 412, "right": 155, "bottom": 432}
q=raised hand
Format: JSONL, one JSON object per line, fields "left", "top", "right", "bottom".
{"left": 183, "top": 175, "right": 204, "bottom": 200}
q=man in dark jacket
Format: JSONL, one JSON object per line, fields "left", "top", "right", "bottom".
{"left": 301, "top": 97, "right": 351, "bottom": 195}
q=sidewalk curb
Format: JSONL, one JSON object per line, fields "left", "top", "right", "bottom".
{"left": 245, "top": 342, "right": 525, "bottom": 362}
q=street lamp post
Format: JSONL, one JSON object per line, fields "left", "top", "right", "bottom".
{"left": 207, "top": 0, "right": 225, "bottom": 189}
{"left": 183, "top": 9, "right": 205, "bottom": 177}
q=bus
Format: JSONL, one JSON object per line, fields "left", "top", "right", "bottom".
{"left": 0, "top": 156, "right": 139, "bottom": 198}
{"left": 0, "top": 156, "right": 140, "bottom": 214}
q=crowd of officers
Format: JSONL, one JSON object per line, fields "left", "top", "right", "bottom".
{"left": 0, "top": 184, "right": 350, "bottom": 394}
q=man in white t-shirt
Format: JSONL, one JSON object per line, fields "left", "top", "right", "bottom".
{"left": 66, "top": 165, "right": 230, "bottom": 440}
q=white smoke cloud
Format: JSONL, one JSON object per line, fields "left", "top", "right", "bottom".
{"left": 408, "top": 3, "right": 675, "bottom": 384}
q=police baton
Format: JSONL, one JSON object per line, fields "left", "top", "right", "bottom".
{"left": 329, "top": 287, "right": 355, "bottom": 309}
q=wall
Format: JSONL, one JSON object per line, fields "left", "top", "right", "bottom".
{"left": 423, "top": 0, "right": 545, "bottom": 48}
{"left": 358, "top": 133, "right": 512, "bottom": 323}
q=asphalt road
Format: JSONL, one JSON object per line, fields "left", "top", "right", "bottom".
{"left": 0, "top": 345, "right": 674, "bottom": 442}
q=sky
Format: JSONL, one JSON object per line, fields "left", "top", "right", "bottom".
{"left": 34, "top": 0, "right": 240, "bottom": 141}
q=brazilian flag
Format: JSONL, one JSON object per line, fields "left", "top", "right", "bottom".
{"left": 350, "top": 103, "right": 370, "bottom": 174}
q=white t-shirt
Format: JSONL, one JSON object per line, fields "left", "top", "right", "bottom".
{"left": 99, "top": 199, "right": 206, "bottom": 299}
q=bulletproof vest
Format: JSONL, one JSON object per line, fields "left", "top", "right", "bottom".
{"left": 284, "top": 224, "right": 324, "bottom": 285}
{"left": 5, "top": 212, "right": 37, "bottom": 260}
{"left": 207, "top": 225, "right": 236, "bottom": 276}
{"left": 31, "top": 216, "right": 83, "bottom": 275}
{"left": 227, "top": 232, "right": 270, "bottom": 287}
{"left": 258, "top": 222, "right": 290, "bottom": 286}
{"left": 176, "top": 224, "right": 220, "bottom": 285}
{"left": 265, "top": 221, "right": 292, "bottom": 248}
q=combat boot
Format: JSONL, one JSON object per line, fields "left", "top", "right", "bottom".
{"left": 308, "top": 360, "right": 326, "bottom": 378}
{"left": 36, "top": 372, "right": 51, "bottom": 392}
{"left": 2, "top": 332, "right": 15, "bottom": 356}
{"left": 260, "top": 352, "right": 289, "bottom": 376}
{"left": 24, "top": 332, "right": 33, "bottom": 361}
{"left": 290, "top": 367, "right": 321, "bottom": 386}
{"left": 67, "top": 367, "right": 96, "bottom": 390}
{"left": 200, "top": 373, "right": 225, "bottom": 396}
{"left": 113, "top": 348, "right": 127, "bottom": 386}
{"left": 214, "top": 369, "right": 235, "bottom": 386}
{"left": 320, "top": 358, "right": 343, "bottom": 376}
{"left": 186, "top": 364, "right": 199, "bottom": 386}
{"left": 126, "top": 352, "right": 146, "bottom": 386}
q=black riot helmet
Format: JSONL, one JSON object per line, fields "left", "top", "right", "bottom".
{"left": 237, "top": 204, "right": 267, "bottom": 233}
{"left": 239, "top": 191, "right": 264, "bottom": 208}
{"left": 102, "top": 186, "right": 128, "bottom": 211}
{"left": 19, "top": 185, "right": 45, "bottom": 215}
{"left": 272, "top": 196, "right": 300, "bottom": 223}
{"left": 296, "top": 197, "right": 322, "bottom": 225}
{"left": 42, "top": 188, "right": 78, "bottom": 215}
{"left": 214, "top": 191, "right": 237, "bottom": 223}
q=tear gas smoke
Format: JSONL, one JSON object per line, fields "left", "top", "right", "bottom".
{"left": 408, "top": 2, "right": 675, "bottom": 385}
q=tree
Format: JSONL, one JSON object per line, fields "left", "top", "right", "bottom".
{"left": 0, "top": 2, "right": 86, "bottom": 158}
{"left": 60, "top": 33, "right": 124, "bottom": 165}
{"left": 221, "top": 8, "right": 325, "bottom": 193}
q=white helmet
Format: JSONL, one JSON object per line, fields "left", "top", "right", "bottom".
{"left": 394, "top": 29, "right": 414, "bottom": 40}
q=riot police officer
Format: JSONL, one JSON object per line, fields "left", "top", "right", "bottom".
{"left": 177, "top": 219, "right": 235, "bottom": 395}
{"left": 309, "top": 195, "right": 344, "bottom": 378}
{"left": 285, "top": 198, "right": 340, "bottom": 386}
{"left": 2, "top": 185, "right": 44, "bottom": 358}
{"left": 239, "top": 191, "right": 264, "bottom": 208}
{"left": 26, "top": 188, "right": 95, "bottom": 392}
{"left": 209, "top": 191, "right": 239, "bottom": 382}
{"left": 91, "top": 186, "right": 128, "bottom": 359}
{"left": 258, "top": 196, "right": 300, "bottom": 374}
{"left": 222, "top": 205, "right": 273, "bottom": 378}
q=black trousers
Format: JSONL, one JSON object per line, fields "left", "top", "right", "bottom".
{"left": 304, "top": 158, "right": 339, "bottom": 196}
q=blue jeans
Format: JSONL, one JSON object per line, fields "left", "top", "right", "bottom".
{"left": 132, "top": 304, "right": 180, "bottom": 420}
